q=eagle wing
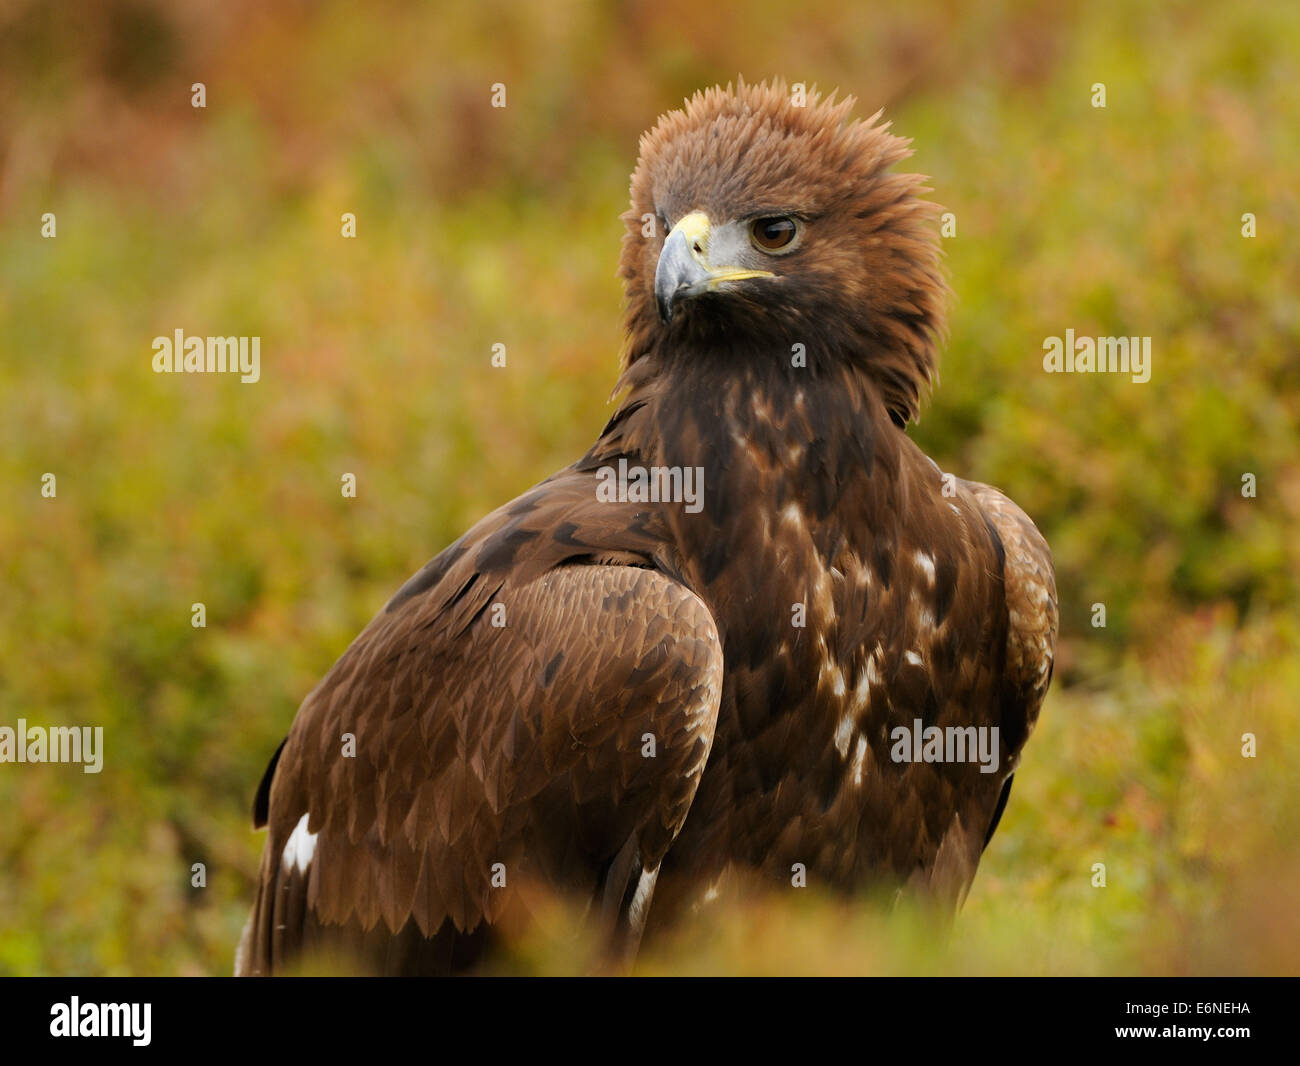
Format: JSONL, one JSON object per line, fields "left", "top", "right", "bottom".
{"left": 237, "top": 472, "right": 722, "bottom": 974}
{"left": 964, "top": 480, "right": 1057, "bottom": 745}
{"left": 880, "top": 477, "right": 1057, "bottom": 910}
{"left": 964, "top": 478, "right": 1057, "bottom": 853}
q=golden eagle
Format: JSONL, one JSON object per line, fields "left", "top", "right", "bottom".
{"left": 237, "top": 80, "right": 1057, "bottom": 975}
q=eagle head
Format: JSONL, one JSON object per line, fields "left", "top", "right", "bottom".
{"left": 619, "top": 78, "right": 948, "bottom": 427}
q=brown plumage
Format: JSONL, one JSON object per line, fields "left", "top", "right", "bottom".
{"left": 236, "top": 80, "right": 1057, "bottom": 975}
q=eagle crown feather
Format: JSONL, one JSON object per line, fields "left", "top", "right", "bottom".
{"left": 617, "top": 77, "right": 949, "bottom": 428}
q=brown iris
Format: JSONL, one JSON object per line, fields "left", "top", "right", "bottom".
{"left": 750, "top": 216, "right": 798, "bottom": 251}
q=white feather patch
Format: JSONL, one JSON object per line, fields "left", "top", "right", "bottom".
{"left": 281, "top": 812, "right": 317, "bottom": 874}
{"left": 851, "top": 735, "right": 869, "bottom": 786}
{"left": 913, "top": 550, "right": 937, "bottom": 583}
{"left": 628, "top": 865, "right": 660, "bottom": 933}
{"left": 834, "top": 712, "right": 854, "bottom": 758}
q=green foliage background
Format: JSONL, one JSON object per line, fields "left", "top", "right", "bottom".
{"left": 0, "top": 0, "right": 1296, "bottom": 975}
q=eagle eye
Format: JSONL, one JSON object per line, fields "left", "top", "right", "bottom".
{"left": 750, "top": 216, "right": 799, "bottom": 253}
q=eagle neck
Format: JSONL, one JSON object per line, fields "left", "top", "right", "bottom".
{"left": 599, "top": 351, "right": 908, "bottom": 606}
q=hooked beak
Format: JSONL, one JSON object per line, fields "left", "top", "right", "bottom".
{"left": 654, "top": 212, "right": 774, "bottom": 322}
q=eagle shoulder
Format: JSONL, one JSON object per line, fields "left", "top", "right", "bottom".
{"left": 240, "top": 475, "right": 723, "bottom": 974}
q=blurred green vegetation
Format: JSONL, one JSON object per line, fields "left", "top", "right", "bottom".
{"left": 0, "top": 0, "right": 1296, "bottom": 975}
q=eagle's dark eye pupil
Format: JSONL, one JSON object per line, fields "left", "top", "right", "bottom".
{"left": 752, "top": 216, "right": 797, "bottom": 250}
